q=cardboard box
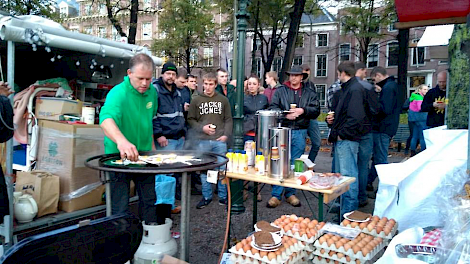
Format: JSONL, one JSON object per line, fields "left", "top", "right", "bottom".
{"left": 36, "top": 97, "right": 82, "bottom": 121}
{"left": 59, "top": 184, "right": 105, "bottom": 212}
{"left": 37, "top": 120, "right": 104, "bottom": 194}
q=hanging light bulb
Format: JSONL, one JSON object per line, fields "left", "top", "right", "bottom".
{"left": 50, "top": 56, "right": 55, "bottom": 62}
{"left": 45, "top": 47, "right": 51, "bottom": 52}
{"left": 121, "top": 60, "right": 124, "bottom": 64}
{"left": 32, "top": 47, "right": 37, "bottom": 51}
{"left": 100, "top": 65, "right": 104, "bottom": 69}
{"left": 90, "top": 65, "right": 94, "bottom": 69}
{"left": 76, "top": 61, "right": 80, "bottom": 66}
{"left": 57, "top": 55, "right": 62, "bottom": 59}
{"left": 110, "top": 64, "right": 114, "bottom": 68}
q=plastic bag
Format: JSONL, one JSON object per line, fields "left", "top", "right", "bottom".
{"left": 154, "top": 175, "right": 176, "bottom": 209}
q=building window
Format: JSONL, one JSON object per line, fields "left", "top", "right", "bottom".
{"left": 316, "top": 33, "right": 328, "bottom": 47}
{"left": 84, "top": 4, "right": 92, "bottom": 16}
{"left": 203, "top": 47, "right": 213, "bottom": 67}
{"left": 255, "top": 58, "right": 262, "bottom": 78}
{"left": 112, "top": 27, "right": 120, "bottom": 41}
{"left": 371, "top": 15, "right": 380, "bottom": 33}
{"left": 295, "top": 34, "right": 304, "bottom": 48}
{"left": 98, "top": 27, "right": 107, "bottom": 38}
{"left": 315, "top": 84, "right": 327, "bottom": 107}
{"left": 293, "top": 55, "right": 303, "bottom": 66}
{"left": 228, "top": 59, "right": 233, "bottom": 79}
{"left": 228, "top": 41, "right": 234, "bottom": 53}
{"left": 60, "top": 6, "right": 67, "bottom": 17}
{"left": 315, "top": 54, "right": 327, "bottom": 77}
{"left": 411, "top": 39, "right": 425, "bottom": 66}
{"left": 271, "top": 57, "right": 282, "bottom": 73}
{"left": 143, "top": 0, "right": 151, "bottom": 9}
{"left": 84, "top": 26, "right": 93, "bottom": 35}
{"left": 253, "top": 39, "right": 262, "bottom": 51}
{"left": 367, "top": 44, "right": 379, "bottom": 68}
{"left": 99, "top": 4, "right": 106, "bottom": 15}
{"left": 339, "top": 43, "right": 351, "bottom": 62}
{"left": 387, "top": 41, "right": 399, "bottom": 67}
{"left": 388, "top": 14, "right": 397, "bottom": 32}
{"left": 142, "top": 22, "right": 152, "bottom": 40}
{"left": 340, "top": 16, "right": 349, "bottom": 35}
{"left": 190, "top": 48, "right": 198, "bottom": 67}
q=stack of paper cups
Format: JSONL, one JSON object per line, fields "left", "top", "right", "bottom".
{"left": 81, "top": 106, "right": 95, "bottom": 124}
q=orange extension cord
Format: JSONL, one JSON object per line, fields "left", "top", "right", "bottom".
{"left": 218, "top": 173, "right": 231, "bottom": 264}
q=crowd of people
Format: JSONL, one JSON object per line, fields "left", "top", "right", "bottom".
{"left": 97, "top": 53, "right": 449, "bottom": 224}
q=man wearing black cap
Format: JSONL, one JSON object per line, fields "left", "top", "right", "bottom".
{"left": 152, "top": 62, "right": 186, "bottom": 151}
{"left": 268, "top": 65, "right": 320, "bottom": 208}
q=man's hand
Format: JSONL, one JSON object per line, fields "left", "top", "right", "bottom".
{"left": 433, "top": 102, "right": 446, "bottom": 110}
{"left": 184, "top": 103, "right": 190, "bottom": 111}
{"left": 216, "top": 136, "right": 228, "bottom": 142}
{"left": 285, "top": 108, "right": 304, "bottom": 120}
{"left": 202, "top": 124, "right": 216, "bottom": 136}
{"left": 0, "top": 82, "right": 13, "bottom": 97}
{"left": 157, "top": 136, "right": 168, "bottom": 147}
{"left": 326, "top": 114, "right": 334, "bottom": 125}
{"left": 117, "top": 139, "right": 139, "bottom": 161}
{"left": 374, "top": 85, "right": 382, "bottom": 93}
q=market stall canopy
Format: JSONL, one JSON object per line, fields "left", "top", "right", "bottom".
{"left": 0, "top": 15, "right": 162, "bottom": 66}
{"left": 417, "top": 25, "right": 454, "bottom": 60}
{"left": 395, "top": 0, "right": 470, "bottom": 29}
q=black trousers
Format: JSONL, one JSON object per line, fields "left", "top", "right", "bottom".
{"left": 109, "top": 172, "right": 170, "bottom": 225}
{"left": 0, "top": 165, "right": 10, "bottom": 223}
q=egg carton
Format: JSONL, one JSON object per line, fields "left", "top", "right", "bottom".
{"left": 311, "top": 254, "right": 383, "bottom": 264}
{"left": 229, "top": 249, "right": 310, "bottom": 264}
{"left": 281, "top": 228, "right": 323, "bottom": 244}
{"left": 340, "top": 222, "right": 398, "bottom": 240}
{"left": 312, "top": 238, "right": 387, "bottom": 261}
{"left": 229, "top": 240, "right": 307, "bottom": 264}
{"left": 311, "top": 247, "right": 375, "bottom": 264}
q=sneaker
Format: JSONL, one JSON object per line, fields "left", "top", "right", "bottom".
{"left": 219, "top": 198, "right": 228, "bottom": 205}
{"left": 196, "top": 198, "right": 212, "bottom": 209}
{"left": 286, "top": 195, "right": 301, "bottom": 207}
{"left": 267, "top": 197, "right": 281, "bottom": 208}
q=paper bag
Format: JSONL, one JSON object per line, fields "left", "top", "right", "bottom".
{"left": 16, "top": 171, "right": 60, "bottom": 217}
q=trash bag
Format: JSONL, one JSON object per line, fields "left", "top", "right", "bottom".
{"left": 155, "top": 175, "right": 176, "bottom": 209}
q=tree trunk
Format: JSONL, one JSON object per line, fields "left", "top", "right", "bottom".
{"left": 279, "top": 0, "right": 307, "bottom": 83}
{"left": 186, "top": 48, "right": 191, "bottom": 74}
{"left": 251, "top": 0, "right": 260, "bottom": 75}
{"left": 397, "top": 29, "right": 409, "bottom": 106}
{"left": 128, "top": 0, "right": 139, "bottom": 44}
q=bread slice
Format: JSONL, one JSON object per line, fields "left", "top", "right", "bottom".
{"left": 253, "top": 231, "right": 275, "bottom": 247}
{"left": 347, "top": 211, "right": 371, "bottom": 221}
{"left": 257, "top": 221, "right": 281, "bottom": 233}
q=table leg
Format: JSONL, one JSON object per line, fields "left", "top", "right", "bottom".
{"left": 318, "top": 193, "right": 324, "bottom": 222}
{"left": 227, "top": 178, "right": 232, "bottom": 246}
{"left": 180, "top": 172, "right": 190, "bottom": 261}
{"left": 105, "top": 171, "right": 111, "bottom": 217}
{"left": 252, "top": 182, "right": 258, "bottom": 229}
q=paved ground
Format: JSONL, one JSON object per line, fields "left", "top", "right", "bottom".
{"left": 171, "top": 145, "right": 406, "bottom": 264}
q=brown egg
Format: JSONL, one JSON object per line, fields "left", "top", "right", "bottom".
{"left": 382, "top": 216, "right": 388, "bottom": 222}
{"left": 331, "top": 235, "right": 340, "bottom": 242}
{"left": 359, "top": 222, "right": 368, "bottom": 229}
{"left": 318, "top": 222, "right": 325, "bottom": 229}
{"left": 320, "top": 248, "right": 326, "bottom": 254}
{"left": 357, "top": 241, "right": 366, "bottom": 248}
{"left": 337, "top": 252, "right": 345, "bottom": 259}
{"left": 376, "top": 237, "right": 383, "bottom": 243}
{"left": 304, "top": 218, "right": 311, "bottom": 223}
{"left": 300, "top": 222, "right": 308, "bottom": 229}
{"left": 359, "top": 233, "right": 366, "bottom": 238}
{"left": 327, "top": 239, "right": 335, "bottom": 246}
{"left": 340, "top": 238, "right": 349, "bottom": 244}
{"left": 307, "top": 222, "right": 316, "bottom": 229}
{"left": 299, "top": 230, "right": 306, "bottom": 237}
{"left": 329, "top": 251, "right": 335, "bottom": 257}
{"left": 268, "top": 252, "right": 277, "bottom": 260}
{"left": 323, "top": 233, "right": 331, "bottom": 239}
{"left": 319, "top": 236, "right": 327, "bottom": 244}
{"left": 260, "top": 251, "right": 268, "bottom": 258}
{"left": 343, "top": 219, "right": 351, "bottom": 226}
{"left": 235, "top": 242, "right": 243, "bottom": 251}
{"left": 283, "top": 218, "right": 291, "bottom": 225}
{"left": 241, "top": 239, "right": 247, "bottom": 245}
{"left": 335, "top": 241, "right": 343, "bottom": 249}
{"left": 243, "top": 244, "right": 251, "bottom": 252}
{"left": 292, "top": 238, "right": 298, "bottom": 244}
{"left": 372, "top": 215, "right": 380, "bottom": 222}
{"left": 384, "top": 226, "right": 392, "bottom": 235}
{"left": 306, "top": 231, "right": 314, "bottom": 239}
{"left": 386, "top": 221, "right": 395, "bottom": 228}
{"left": 311, "top": 219, "right": 319, "bottom": 226}
{"left": 376, "top": 226, "right": 384, "bottom": 234}
{"left": 367, "top": 223, "right": 375, "bottom": 232}
{"left": 275, "top": 249, "right": 282, "bottom": 256}
{"left": 246, "top": 236, "right": 252, "bottom": 242}
{"left": 356, "top": 260, "right": 361, "bottom": 264}
{"left": 363, "top": 236, "right": 372, "bottom": 243}
{"left": 251, "top": 248, "right": 259, "bottom": 255}
{"left": 352, "top": 245, "right": 361, "bottom": 254}
{"left": 280, "top": 215, "right": 286, "bottom": 220}
{"left": 346, "top": 256, "right": 351, "bottom": 262}
{"left": 361, "top": 247, "right": 370, "bottom": 257}
{"left": 389, "top": 219, "right": 396, "bottom": 226}
{"left": 289, "top": 214, "right": 298, "bottom": 222}
{"left": 366, "top": 244, "right": 374, "bottom": 251}
{"left": 298, "top": 217, "right": 304, "bottom": 222}
{"left": 343, "top": 243, "right": 352, "bottom": 252}
{"left": 350, "top": 222, "right": 359, "bottom": 228}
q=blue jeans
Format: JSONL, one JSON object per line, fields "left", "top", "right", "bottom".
{"left": 357, "top": 133, "right": 373, "bottom": 204}
{"left": 368, "top": 133, "right": 391, "bottom": 185}
{"left": 271, "top": 129, "right": 307, "bottom": 200}
{"left": 410, "top": 121, "right": 427, "bottom": 152}
{"left": 197, "top": 140, "right": 227, "bottom": 200}
{"left": 155, "top": 137, "right": 185, "bottom": 151}
{"left": 334, "top": 140, "right": 359, "bottom": 216}
{"left": 307, "top": 120, "right": 321, "bottom": 163}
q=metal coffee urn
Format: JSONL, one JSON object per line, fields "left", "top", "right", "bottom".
{"left": 268, "top": 127, "right": 292, "bottom": 179}
{"left": 256, "top": 110, "right": 280, "bottom": 169}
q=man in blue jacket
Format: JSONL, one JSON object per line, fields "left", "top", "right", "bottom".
{"left": 367, "top": 66, "right": 400, "bottom": 194}
{"left": 153, "top": 62, "right": 186, "bottom": 150}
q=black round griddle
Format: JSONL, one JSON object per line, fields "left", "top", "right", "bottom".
{"left": 85, "top": 150, "right": 228, "bottom": 174}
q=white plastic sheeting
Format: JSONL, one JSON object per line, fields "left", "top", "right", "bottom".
{"left": 373, "top": 126, "right": 468, "bottom": 232}
{"left": 417, "top": 25, "right": 454, "bottom": 47}
{"left": 375, "top": 227, "right": 426, "bottom": 263}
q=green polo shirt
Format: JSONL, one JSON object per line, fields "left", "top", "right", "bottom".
{"left": 99, "top": 76, "right": 158, "bottom": 154}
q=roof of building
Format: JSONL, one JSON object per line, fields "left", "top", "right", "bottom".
{"left": 56, "top": 0, "right": 79, "bottom": 10}
{"left": 300, "top": 7, "right": 336, "bottom": 24}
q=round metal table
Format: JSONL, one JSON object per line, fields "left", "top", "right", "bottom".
{"left": 85, "top": 150, "right": 228, "bottom": 262}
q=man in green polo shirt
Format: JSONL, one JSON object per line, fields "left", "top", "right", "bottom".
{"left": 100, "top": 53, "right": 169, "bottom": 224}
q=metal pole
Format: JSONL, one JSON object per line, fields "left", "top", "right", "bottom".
{"left": 232, "top": 0, "right": 238, "bottom": 79}
{"left": 230, "top": 0, "right": 249, "bottom": 215}
{"left": 466, "top": 15, "right": 470, "bottom": 173}
{"left": 180, "top": 172, "right": 190, "bottom": 261}
{"left": 105, "top": 172, "right": 112, "bottom": 217}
